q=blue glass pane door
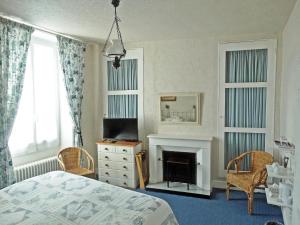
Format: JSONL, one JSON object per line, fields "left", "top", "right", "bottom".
{"left": 224, "top": 49, "right": 268, "bottom": 169}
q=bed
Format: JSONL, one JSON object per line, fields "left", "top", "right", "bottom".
{"left": 0, "top": 171, "right": 178, "bottom": 225}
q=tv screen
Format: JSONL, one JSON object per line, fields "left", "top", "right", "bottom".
{"left": 103, "top": 118, "right": 138, "bottom": 141}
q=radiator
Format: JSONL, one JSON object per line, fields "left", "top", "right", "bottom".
{"left": 14, "top": 156, "right": 61, "bottom": 182}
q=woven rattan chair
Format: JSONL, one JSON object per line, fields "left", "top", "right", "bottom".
{"left": 226, "top": 151, "right": 273, "bottom": 215}
{"left": 57, "top": 147, "right": 95, "bottom": 177}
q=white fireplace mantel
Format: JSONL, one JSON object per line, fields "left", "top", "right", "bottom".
{"left": 147, "top": 134, "right": 213, "bottom": 196}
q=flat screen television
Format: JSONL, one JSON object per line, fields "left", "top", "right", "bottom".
{"left": 103, "top": 118, "right": 138, "bottom": 141}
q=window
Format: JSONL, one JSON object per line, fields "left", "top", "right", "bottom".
{"left": 104, "top": 49, "right": 144, "bottom": 139}
{"left": 218, "top": 40, "right": 276, "bottom": 176}
{"left": 9, "top": 31, "right": 72, "bottom": 157}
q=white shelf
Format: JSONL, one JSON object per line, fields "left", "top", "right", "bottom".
{"left": 281, "top": 206, "right": 292, "bottom": 225}
{"left": 265, "top": 188, "right": 292, "bottom": 208}
{"left": 274, "top": 145, "right": 295, "bottom": 156}
{"left": 266, "top": 165, "right": 294, "bottom": 179}
{"left": 270, "top": 141, "right": 295, "bottom": 225}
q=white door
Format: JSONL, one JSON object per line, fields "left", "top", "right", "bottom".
{"left": 218, "top": 40, "right": 277, "bottom": 177}
{"left": 103, "top": 48, "right": 144, "bottom": 141}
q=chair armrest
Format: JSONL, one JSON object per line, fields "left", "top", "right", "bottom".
{"left": 251, "top": 167, "right": 267, "bottom": 187}
{"left": 226, "top": 159, "right": 236, "bottom": 173}
{"left": 226, "top": 152, "right": 252, "bottom": 174}
{"left": 57, "top": 154, "right": 66, "bottom": 171}
{"left": 81, "top": 149, "right": 95, "bottom": 172}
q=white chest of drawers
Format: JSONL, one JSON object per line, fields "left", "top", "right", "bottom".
{"left": 97, "top": 141, "right": 142, "bottom": 188}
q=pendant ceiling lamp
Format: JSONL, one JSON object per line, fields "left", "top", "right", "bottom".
{"left": 102, "top": 0, "right": 126, "bottom": 69}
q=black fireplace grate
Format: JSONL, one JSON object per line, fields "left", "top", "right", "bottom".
{"left": 163, "top": 151, "right": 196, "bottom": 189}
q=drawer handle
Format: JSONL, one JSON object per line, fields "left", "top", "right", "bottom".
{"left": 123, "top": 157, "right": 128, "bottom": 161}
{"left": 104, "top": 148, "right": 109, "bottom": 151}
{"left": 105, "top": 156, "right": 109, "bottom": 159}
{"left": 122, "top": 149, "right": 127, "bottom": 152}
{"left": 158, "top": 158, "right": 162, "bottom": 161}
{"left": 106, "top": 180, "right": 110, "bottom": 183}
{"left": 105, "top": 172, "right": 109, "bottom": 175}
{"left": 123, "top": 182, "right": 127, "bottom": 186}
{"left": 105, "top": 164, "right": 109, "bottom": 167}
{"left": 123, "top": 166, "right": 127, "bottom": 169}
{"left": 123, "top": 174, "right": 127, "bottom": 178}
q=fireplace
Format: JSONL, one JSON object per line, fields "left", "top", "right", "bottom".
{"left": 163, "top": 151, "right": 196, "bottom": 189}
{"left": 147, "top": 134, "right": 213, "bottom": 197}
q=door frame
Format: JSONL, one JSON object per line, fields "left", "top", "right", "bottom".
{"left": 217, "top": 40, "right": 277, "bottom": 177}
{"left": 103, "top": 48, "right": 144, "bottom": 141}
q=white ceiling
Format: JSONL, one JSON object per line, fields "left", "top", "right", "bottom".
{"left": 0, "top": 0, "right": 296, "bottom": 43}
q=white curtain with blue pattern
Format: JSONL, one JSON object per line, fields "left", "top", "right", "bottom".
{"left": 57, "top": 37, "right": 86, "bottom": 146}
{"left": 0, "top": 18, "right": 33, "bottom": 188}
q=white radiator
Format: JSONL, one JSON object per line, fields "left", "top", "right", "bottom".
{"left": 14, "top": 156, "right": 61, "bottom": 182}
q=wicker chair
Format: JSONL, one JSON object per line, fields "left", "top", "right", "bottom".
{"left": 57, "top": 147, "right": 95, "bottom": 177}
{"left": 226, "top": 151, "right": 273, "bottom": 215}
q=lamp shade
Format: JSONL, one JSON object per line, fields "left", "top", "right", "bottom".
{"left": 106, "top": 39, "right": 125, "bottom": 57}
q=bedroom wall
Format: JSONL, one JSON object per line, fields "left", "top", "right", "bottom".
{"left": 125, "top": 32, "right": 282, "bottom": 183}
{"left": 280, "top": 0, "right": 300, "bottom": 223}
{"left": 82, "top": 43, "right": 102, "bottom": 170}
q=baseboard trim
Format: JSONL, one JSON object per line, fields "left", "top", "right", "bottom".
{"left": 212, "top": 179, "right": 226, "bottom": 189}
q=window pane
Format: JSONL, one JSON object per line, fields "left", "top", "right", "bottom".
{"left": 9, "top": 32, "right": 69, "bottom": 157}
{"left": 225, "top": 88, "right": 266, "bottom": 128}
{"left": 224, "top": 132, "right": 265, "bottom": 169}
{"left": 9, "top": 51, "right": 35, "bottom": 155}
{"left": 107, "top": 59, "right": 138, "bottom": 91}
{"left": 33, "top": 43, "right": 59, "bottom": 147}
{"left": 226, "top": 49, "right": 267, "bottom": 83}
{"left": 108, "top": 95, "right": 137, "bottom": 118}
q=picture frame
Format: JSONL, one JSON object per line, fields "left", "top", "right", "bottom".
{"left": 159, "top": 92, "right": 200, "bottom": 124}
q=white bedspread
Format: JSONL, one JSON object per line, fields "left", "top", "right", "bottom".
{"left": 0, "top": 171, "right": 178, "bottom": 225}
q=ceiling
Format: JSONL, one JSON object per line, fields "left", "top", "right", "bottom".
{"left": 0, "top": 0, "right": 296, "bottom": 43}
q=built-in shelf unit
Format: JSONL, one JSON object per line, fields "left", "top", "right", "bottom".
{"left": 266, "top": 146, "right": 295, "bottom": 225}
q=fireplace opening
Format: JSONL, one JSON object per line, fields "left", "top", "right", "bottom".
{"left": 163, "top": 151, "right": 196, "bottom": 189}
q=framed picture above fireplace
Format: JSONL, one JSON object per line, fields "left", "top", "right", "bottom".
{"left": 159, "top": 92, "right": 200, "bottom": 124}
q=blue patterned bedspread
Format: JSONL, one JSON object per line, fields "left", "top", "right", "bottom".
{"left": 0, "top": 171, "right": 178, "bottom": 225}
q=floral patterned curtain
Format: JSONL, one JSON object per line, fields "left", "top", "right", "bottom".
{"left": 0, "top": 17, "right": 33, "bottom": 188}
{"left": 57, "top": 36, "right": 86, "bottom": 147}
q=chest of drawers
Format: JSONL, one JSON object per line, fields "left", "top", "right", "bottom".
{"left": 97, "top": 141, "right": 142, "bottom": 188}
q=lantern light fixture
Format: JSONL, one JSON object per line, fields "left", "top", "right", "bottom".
{"left": 102, "top": 0, "right": 126, "bottom": 69}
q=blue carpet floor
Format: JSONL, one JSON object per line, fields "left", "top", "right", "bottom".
{"left": 137, "top": 189, "right": 283, "bottom": 225}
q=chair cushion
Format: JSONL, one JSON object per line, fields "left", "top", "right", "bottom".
{"left": 66, "top": 168, "right": 94, "bottom": 176}
{"left": 227, "top": 172, "right": 254, "bottom": 193}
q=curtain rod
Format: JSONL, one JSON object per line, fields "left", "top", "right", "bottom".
{"left": 0, "top": 14, "right": 88, "bottom": 44}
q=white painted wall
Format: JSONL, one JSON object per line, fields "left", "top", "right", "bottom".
{"left": 125, "top": 33, "right": 282, "bottom": 182}
{"left": 280, "top": 0, "right": 300, "bottom": 223}
{"left": 82, "top": 43, "right": 102, "bottom": 171}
